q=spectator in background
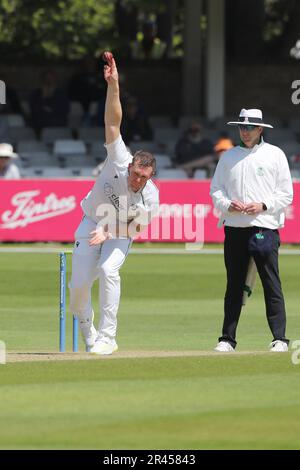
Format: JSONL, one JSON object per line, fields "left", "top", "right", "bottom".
{"left": 214, "top": 136, "right": 234, "bottom": 159}
{"left": 0, "top": 143, "right": 20, "bottom": 179}
{"left": 30, "top": 70, "right": 70, "bottom": 137}
{"left": 69, "top": 57, "right": 106, "bottom": 126}
{"left": 174, "top": 122, "right": 215, "bottom": 177}
{"left": 130, "top": 20, "right": 167, "bottom": 60}
{"left": 0, "top": 73, "right": 25, "bottom": 117}
{"left": 121, "top": 96, "right": 153, "bottom": 144}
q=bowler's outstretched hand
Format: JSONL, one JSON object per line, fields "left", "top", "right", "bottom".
{"left": 103, "top": 51, "right": 118, "bottom": 84}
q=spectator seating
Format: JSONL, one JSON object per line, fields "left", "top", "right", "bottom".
{"left": 6, "top": 114, "right": 25, "bottom": 127}
{"left": 157, "top": 169, "right": 188, "bottom": 179}
{"left": 8, "top": 127, "right": 35, "bottom": 144}
{"left": 154, "top": 154, "right": 172, "bottom": 170}
{"left": 194, "top": 169, "right": 208, "bottom": 179}
{"left": 23, "top": 167, "right": 76, "bottom": 178}
{"left": 71, "top": 167, "right": 96, "bottom": 177}
{"left": 17, "top": 140, "right": 48, "bottom": 153}
{"left": 179, "top": 115, "right": 210, "bottom": 130}
{"left": 264, "top": 128, "right": 296, "bottom": 145}
{"left": 212, "top": 115, "right": 237, "bottom": 129}
{"left": 89, "top": 141, "right": 106, "bottom": 162}
{"left": 155, "top": 127, "right": 180, "bottom": 143}
{"left": 54, "top": 139, "right": 94, "bottom": 167}
{"left": 280, "top": 142, "right": 300, "bottom": 159}
{"left": 53, "top": 139, "right": 87, "bottom": 156}
{"left": 288, "top": 117, "right": 300, "bottom": 135}
{"left": 20, "top": 151, "right": 56, "bottom": 168}
{"left": 290, "top": 169, "right": 300, "bottom": 179}
{"left": 262, "top": 115, "right": 285, "bottom": 128}
{"left": 79, "top": 127, "right": 105, "bottom": 145}
{"left": 130, "top": 141, "right": 159, "bottom": 154}
{"left": 149, "top": 116, "right": 172, "bottom": 129}
{"left": 41, "top": 127, "right": 73, "bottom": 144}
{"left": 2, "top": 109, "right": 300, "bottom": 179}
{"left": 68, "top": 101, "right": 84, "bottom": 130}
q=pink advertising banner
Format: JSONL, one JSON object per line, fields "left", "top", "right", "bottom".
{"left": 0, "top": 179, "right": 298, "bottom": 243}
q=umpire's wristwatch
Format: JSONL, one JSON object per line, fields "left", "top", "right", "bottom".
{"left": 262, "top": 203, "right": 267, "bottom": 211}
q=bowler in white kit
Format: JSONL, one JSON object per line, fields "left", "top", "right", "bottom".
{"left": 69, "top": 52, "right": 159, "bottom": 355}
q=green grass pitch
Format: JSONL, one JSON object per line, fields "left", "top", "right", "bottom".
{"left": 0, "top": 248, "right": 300, "bottom": 449}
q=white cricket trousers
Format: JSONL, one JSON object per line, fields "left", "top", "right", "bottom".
{"left": 69, "top": 216, "right": 132, "bottom": 342}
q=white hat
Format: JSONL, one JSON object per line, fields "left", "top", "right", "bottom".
{"left": 0, "top": 143, "right": 18, "bottom": 158}
{"left": 227, "top": 109, "right": 273, "bottom": 128}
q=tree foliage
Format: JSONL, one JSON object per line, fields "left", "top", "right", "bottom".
{"left": 0, "top": 0, "right": 185, "bottom": 62}
{"left": 0, "top": 0, "right": 114, "bottom": 61}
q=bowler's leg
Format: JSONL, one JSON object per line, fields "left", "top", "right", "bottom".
{"left": 69, "top": 218, "right": 100, "bottom": 343}
{"left": 97, "top": 238, "right": 132, "bottom": 343}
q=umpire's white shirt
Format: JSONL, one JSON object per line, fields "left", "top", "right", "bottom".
{"left": 81, "top": 135, "right": 159, "bottom": 235}
{"left": 210, "top": 139, "right": 293, "bottom": 229}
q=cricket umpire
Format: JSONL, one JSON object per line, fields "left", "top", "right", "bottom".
{"left": 69, "top": 52, "right": 159, "bottom": 355}
{"left": 210, "top": 109, "right": 293, "bottom": 353}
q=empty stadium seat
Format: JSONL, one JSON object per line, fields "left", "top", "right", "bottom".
{"left": 149, "top": 116, "right": 172, "bottom": 129}
{"left": 41, "top": 127, "right": 72, "bottom": 144}
{"left": 262, "top": 115, "right": 285, "bottom": 128}
{"left": 179, "top": 115, "right": 210, "bottom": 130}
{"left": 264, "top": 128, "right": 296, "bottom": 144}
{"left": 89, "top": 101, "right": 99, "bottom": 116}
{"left": 130, "top": 141, "right": 159, "bottom": 154}
{"left": 154, "top": 154, "right": 172, "bottom": 169}
{"left": 279, "top": 142, "right": 300, "bottom": 158}
{"left": 8, "top": 127, "right": 35, "bottom": 144}
{"left": 290, "top": 169, "right": 300, "bottom": 179}
{"left": 20, "top": 168, "right": 41, "bottom": 178}
{"left": 19, "top": 151, "right": 56, "bottom": 167}
{"left": 90, "top": 141, "right": 106, "bottom": 161}
{"left": 6, "top": 114, "right": 25, "bottom": 127}
{"left": 53, "top": 139, "right": 87, "bottom": 156}
{"left": 35, "top": 167, "right": 75, "bottom": 178}
{"left": 79, "top": 127, "right": 105, "bottom": 144}
{"left": 157, "top": 169, "right": 188, "bottom": 179}
{"left": 21, "top": 101, "right": 30, "bottom": 115}
{"left": 68, "top": 101, "right": 84, "bottom": 130}
{"left": 62, "top": 155, "right": 95, "bottom": 167}
{"left": 194, "top": 169, "right": 208, "bottom": 179}
{"left": 288, "top": 116, "right": 300, "bottom": 133}
{"left": 155, "top": 127, "right": 180, "bottom": 142}
{"left": 157, "top": 139, "right": 176, "bottom": 156}
{"left": 212, "top": 115, "right": 237, "bottom": 129}
{"left": 17, "top": 141, "right": 48, "bottom": 154}
{"left": 71, "top": 167, "right": 96, "bottom": 177}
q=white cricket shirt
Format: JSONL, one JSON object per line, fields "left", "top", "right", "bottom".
{"left": 210, "top": 138, "right": 293, "bottom": 229}
{"left": 81, "top": 135, "right": 159, "bottom": 234}
{"left": 0, "top": 162, "right": 20, "bottom": 179}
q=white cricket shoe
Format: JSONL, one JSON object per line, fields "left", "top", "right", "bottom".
{"left": 214, "top": 341, "right": 235, "bottom": 352}
{"left": 90, "top": 337, "right": 118, "bottom": 355}
{"left": 269, "top": 340, "right": 288, "bottom": 352}
{"left": 79, "top": 321, "right": 98, "bottom": 350}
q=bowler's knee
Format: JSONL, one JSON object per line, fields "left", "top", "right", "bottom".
{"left": 99, "top": 264, "right": 120, "bottom": 283}
{"left": 69, "top": 283, "right": 91, "bottom": 314}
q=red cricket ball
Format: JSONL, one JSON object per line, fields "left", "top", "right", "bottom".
{"left": 103, "top": 52, "right": 113, "bottom": 62}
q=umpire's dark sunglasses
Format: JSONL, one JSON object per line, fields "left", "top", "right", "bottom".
{"left": 238, "top": 124, "right": 258, "bottom": 132}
